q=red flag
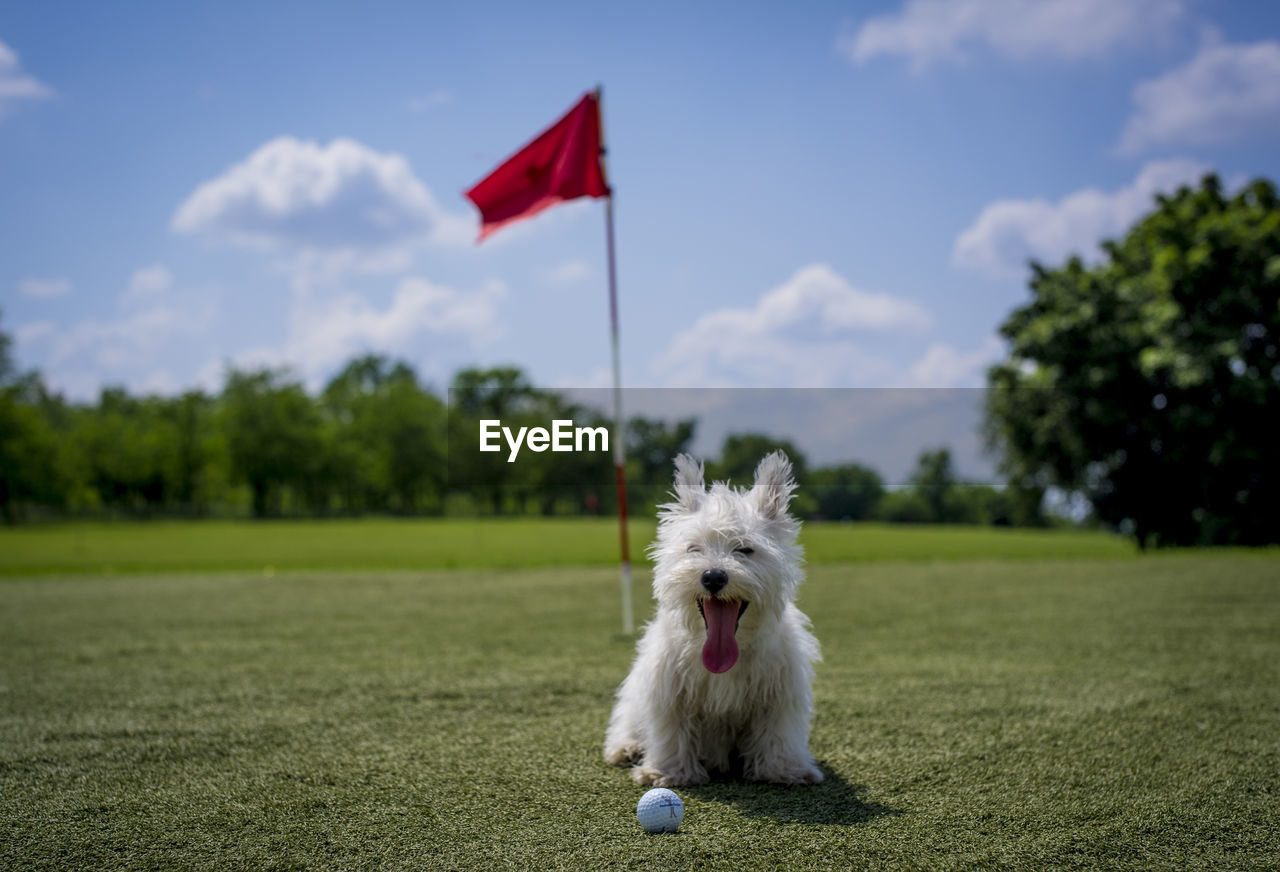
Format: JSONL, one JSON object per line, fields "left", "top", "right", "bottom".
{"left": 465, "top": 91, "right": 610, "bottom": 241}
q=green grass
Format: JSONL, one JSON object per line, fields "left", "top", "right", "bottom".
{"left": 0, "top": 518, "right": 1140, "bottom": 575}
{"left": 2, "top": 555, "right": 1277, "bottom": 870}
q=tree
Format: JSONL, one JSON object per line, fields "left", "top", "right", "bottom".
{"left": 711, "top": 433, "right": 815, "bottom": 516}
{"left": 985, "top": 175, "right": 1280, "bottom": 547}
{"left": 806, "top": 463, "right": 884, "bottom": 521}
{"left": 0, "top": 311, "right": 81, "bottom": 521}
{"left": 0, "top": 376, "right": 68, "bottom": 522}
{"left": 875, "top": 488, "right": 933, "bottom": 524}
{"left": 909, "top": 447, "right": 956, "bottom": 523}
{"left": 78, "top": 388, "right": 170, "bottom": 513}
{"left": 625, "top": 416, "right": 696, "bottom": 513}
{"left": 448, "top": 366, "right": 541, "bottom": 514}
{"left": 221, "top": 368, "right": 324, "bottom": 517}
{"left": 322, "top": 356, "right": 393, "bottom": 511}
{"left": 712, "top": 433, "right": 809, "bottom": 486}
{"left": 380, "top": 370, "right": 447, "bottom": 514}
{"left": 165, "top": 391, "right": 222, "bottom": 513}
{"left": 322, "top": 355, "right": 446, "bottom": 514}
{"left": 451, "top": 366, "right": 536, "bottom": 419}
{"left": 627, "top": 417, "right": 696, "bottom": 484}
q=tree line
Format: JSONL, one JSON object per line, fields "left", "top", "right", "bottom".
{"left": 0, "top": 341, "right": 1031, "bottom": 526}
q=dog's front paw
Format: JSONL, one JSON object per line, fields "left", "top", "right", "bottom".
{"left": 632, "top": 766, "right": 663, "bottom": 786}
{"left": 604, "top": 742, "right": 641, "bottom": 767}
{"left": 632, "top": 764, "right": 709, "bottom": 787}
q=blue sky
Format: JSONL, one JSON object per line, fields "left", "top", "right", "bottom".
{"left": 3, "top": 0, "right": 1280, "bottom": 401}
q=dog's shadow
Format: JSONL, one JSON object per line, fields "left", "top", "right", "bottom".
{"left": 685, "top": 764, "right": 902, "bottom": 826}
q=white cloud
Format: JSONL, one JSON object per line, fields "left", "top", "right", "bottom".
{"left": 908, "top": 336, "right": 1004, "bottom": 387}
{"left": 13, "top": 269, "right": 218, "bottom": 400}
{"left": 17, "top": 304, "right": 213, "bottom": 399}
{"left": 1119, "top": 39, "right": 1280, "bottom": 153}
{"left": 18, "top": 276, "right": 71, "bottom": 299}
{"left": 47, "top": 308, "right": 193, "bottom": 369}
{"left": 172, "top": 136, "right": 471, "bottom": 254}
{"left": 842, "top": 0, "right": 1185, "bottom": 71}
{"left": 952, "top": 158, "right": 1209, "bottom": 278}
{"left": 121, "top": 264, "right": 173, "bottom": 305}
{"left": 213, "top": 276, "right": 506, "bottom": 388}
{"left": 0, "top": 40, "right": 54, "bottom": 120}
{"left": 651, "top": 264, "right": 932, "bottom": 387}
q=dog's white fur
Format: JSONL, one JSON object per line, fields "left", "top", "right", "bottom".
{"left": 604, "top": 451, "right": 823, "bottom": 786}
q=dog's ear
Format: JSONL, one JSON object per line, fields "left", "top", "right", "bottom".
{"left": 751, "top": 450, "right": 797, "bottom": 519}
{"left": 672, "top": 453, "right": 706, "bottom": 512}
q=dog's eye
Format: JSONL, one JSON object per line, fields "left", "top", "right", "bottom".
{"left": 734, "top": 546, "right": 755, "bottom": 556}
{"left": 687, "top": 545, "right": 702, "bottom": 553}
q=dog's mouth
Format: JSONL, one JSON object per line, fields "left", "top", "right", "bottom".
{"left": 696, "top": 598, "right": 749, "bottom": 674}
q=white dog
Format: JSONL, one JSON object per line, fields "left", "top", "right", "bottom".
{"left": 604, "top": 451, "right": 823, "bottom": 786}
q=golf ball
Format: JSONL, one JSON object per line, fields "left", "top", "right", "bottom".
{"left": 636, "top": 787, "right": 684, "bottom": 833}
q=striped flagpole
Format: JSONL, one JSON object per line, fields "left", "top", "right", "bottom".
{"left": 596, "top": 85, "right": 633, "bottom": 635}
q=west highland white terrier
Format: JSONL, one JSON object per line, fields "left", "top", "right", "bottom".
{"left": 604, "top": 451, "right": 823, "bottom": 786}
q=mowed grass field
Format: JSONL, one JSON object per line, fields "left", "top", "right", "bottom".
{"left": 0, "top": 518, "right": 1139, "bottom": 575}
{"left": 2, "top": 522, "right": 1278, "bottom": 870}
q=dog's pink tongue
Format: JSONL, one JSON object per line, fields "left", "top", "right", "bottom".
{"left": 701, "top": 598, "right": 740, "bottom": 674}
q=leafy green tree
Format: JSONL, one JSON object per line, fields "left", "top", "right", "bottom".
{"left": 999, "top": 479, "right": 1047, "bottom": 528}
{"left": 67, "top": 389, "right": 220, "bottom": 515}
{"left": 986, "top": 175, "right": 1280, "bottom": 546}
{"left": 875, "top": 488, "right": 933, "bottom": 524}
{"left": 0, "top": 376, "right": 69, "bottom": 522}
{"left": 323, "top": 355, "right": 446, "bottom": 514}
{"left": 909, "top": 447, "right": 956, "bottom": 523}
{"left": 711, "top": 433, "right": 809, "bottom": 485}
{"left": 807, "top": 463, "right": 884, "bottom": 521}
{"left": 381, "top": 369, "right": 447, "bottom": 514}
{"left": 451, "top": 366, "right": 536, "bottom": 419}
{"left": 321, "top": 358, "right": 382, "bottom": 511}
{"left": 711, "top": 433, "right": 814, "bottom": 516}
{"left": 448, "top": 366, "right": 542, "bottom": 514}
{"left": 0, "top": 313, "right": 85, "bottom": 520}
{"left": 77, "top": 388, "right": 163, "bottom": 512}
{"left": 1, "top": 317, "right": 37, "bottom": 520}
{"left": 627, "top": 417, "right": 696, "bottom": 484}
{"left": 165, "top": 391, "right": 222, "bottom": 513}
{"left": 515, "top": 393, "right": 613, "bottom": 516}
{"left": 873, "top": 448, "right": 1018, "bottom": 526}
{"left": 221, "top": 367, "right": 324, "bottom": 517}
{"left": 625, "top": 416, "right": 696, "bottom": 513}
{"left": 946, "top": 484, "right": 1013, "bottom": 526}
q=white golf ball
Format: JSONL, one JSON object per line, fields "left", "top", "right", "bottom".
{"left": 636, "top": 787, "right": 684, "bottom": 833}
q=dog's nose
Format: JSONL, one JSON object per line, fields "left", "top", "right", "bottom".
{"left": 700, "top": 568, "right": 728, "bottom": 595}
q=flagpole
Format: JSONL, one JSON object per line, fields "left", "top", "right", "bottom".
{"left": 596, "top": 86, "right": 633, "bottom": 635}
